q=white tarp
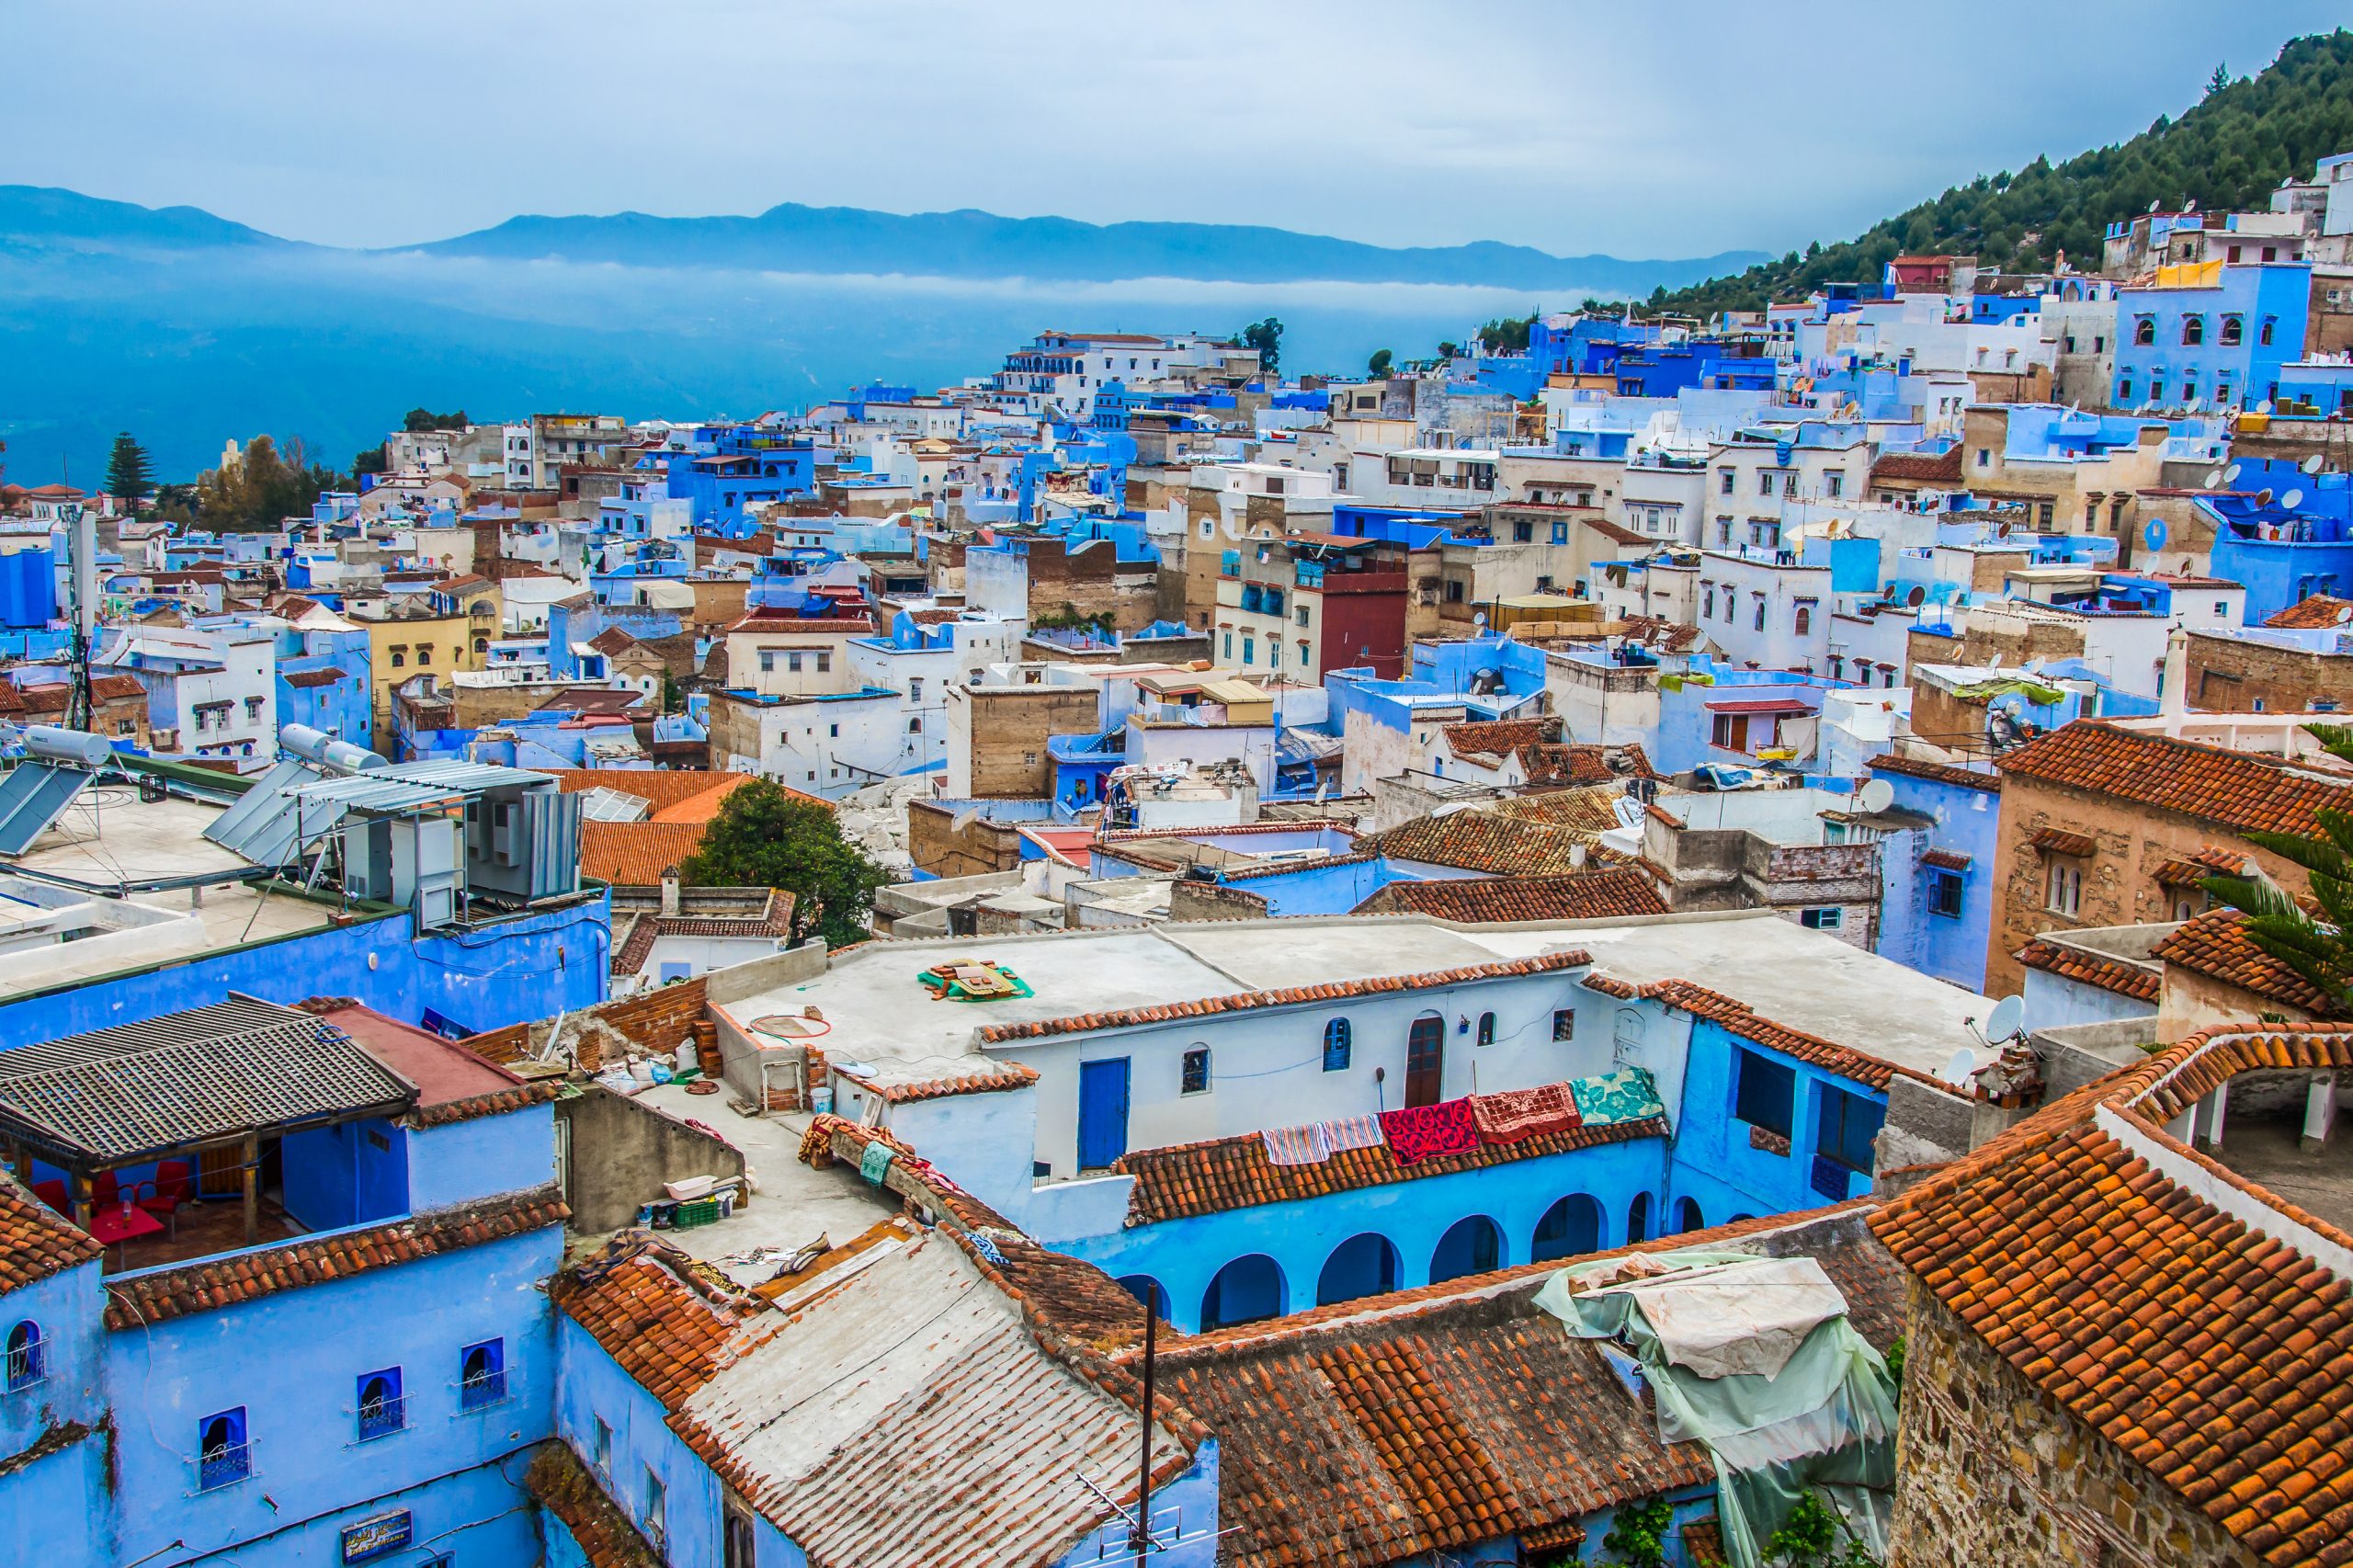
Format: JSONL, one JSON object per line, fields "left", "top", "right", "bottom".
{"left": 1611, "top": 1256, "right": 1847, "bottom": 1379}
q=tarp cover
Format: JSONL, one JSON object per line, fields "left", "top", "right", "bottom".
{"left": 1534, "top": 1245, "right": 1896, "bottom": 1568}
{"left": 1610, "top": 1256, "right": 1847, "bottom": 1379}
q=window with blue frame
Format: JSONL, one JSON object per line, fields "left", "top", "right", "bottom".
{"left": 1733, "top": 1048, "right": 1795, "bottom": 1138}
{"left": 1476, "top": 1012, "right": 1496, "bottom": 1047}
{"left": 1928, "top": 869, "right": 1964, "bottom": 919}
{"left": 1815, "top": 1085, "right": 1884, "bottom": 1173}
{"left": 197, "top": 1407, "right": 250, "bottom": 1491}
{"left": 1322, "top": 1018, "right": 1351, "bottom": 1071}
{"left": 459, "top": 1338, "right": 507, "bottom": 1411}
{"left": 4, "top": 1320, "right": 42, "bottom": 1391}
{"left": 356, "top": 1368, "right": 405, "bottom": 1441}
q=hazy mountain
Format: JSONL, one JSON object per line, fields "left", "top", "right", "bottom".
{"left": 415, "top": 203, "right": 1764, "bottom": 293}
{"left": 0, "top": 184, "right": 1757, "bottom": 486}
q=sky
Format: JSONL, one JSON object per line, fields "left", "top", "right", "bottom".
{"left": 3, "top": 2, "right": 2342, "bottom": 258}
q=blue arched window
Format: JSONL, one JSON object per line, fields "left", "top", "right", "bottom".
{"left": 1322, "top": 1018, "right": 1352, "bottom": 1072}
{"left": 4, "top": 1321, "right": 42, "bottom": 1391}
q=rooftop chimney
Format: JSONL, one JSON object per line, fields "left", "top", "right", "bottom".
{"left": 2161, "top": 626, "right": 2189, "bottom": 736}
{"left": 660, "top": 865, "right": 681, "bottom": 918}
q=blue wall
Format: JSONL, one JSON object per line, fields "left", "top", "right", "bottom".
{"left": 1870, "top": 766, "right": 2000, "bottom": 992}
{"left": 1666, "top": 1020, "right": 1883, "bottom": 1230}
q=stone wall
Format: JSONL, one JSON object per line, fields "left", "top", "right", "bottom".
{"left": 1888, "top": 1284, "right": 2260, "bottom": 1568}
{"left": 906, "top": 800, "right": 1029, "bottom": 878}
{"left": 1167, "top": 879, "right": 1270, "bottom": 923}
{"left": 2185, "top": 629, "right": 2352, "bottom": 715}
{"left": 965, "top": 686, "right": 1101, "bottom": 797}
{"left": 465, "top": 977, "right": 710, "bottom": 1074}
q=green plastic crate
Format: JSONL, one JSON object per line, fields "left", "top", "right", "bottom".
{"left": 672, "top": 1197, "right": 722, "bottom": 1230}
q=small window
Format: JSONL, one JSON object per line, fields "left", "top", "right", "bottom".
{"left": 907, "top": 717, "right": 922, "bottom": 733}
{"left": 356, "top": 1368, "right": 405, "bottom": 1442}
{"left": 2220, "top": 314, "right": 2244, "bottom": 347}
{"left": 1323, "top": 1018, "right": 1352, "bottom": 1072}
{"left": 197, "top": 1407, "right": 250, "bottom": 1492}
{"left": 1180, "top": 1047, "right": 1211, "bottom": 1095}
{"left": 1552, "top": 1009, "right": 1574, "bottom": 1041}
{"left": 787, "top": 651, "right": 804, "bottom": 673}
{"left": 2045, "top": 861, "right": 2083, "bottom": 917}
{"left": 593, "top": 1415, "right": 613, "bottom": 1479}
{"left": 1800, "top": 907, "right": 1844, "bottom": 931}
{"left": 2133, "top": 317, "right": 2155, "bottom": 347}
{"left": 1476, "top": 1011, "right": 1497, "bottom": 1047}
{"left": 1733, "top": 1048, "right": 1795, "bottom": 1138}
{"left": 1817, "top": 1085, "right": 1884, "bottom": 1173}
{"left": 4, "top": 1320, "right": 43, "bottom": 1392}
{"left": 390, "top": 649, "right": 405, "bottom": 668}
{"left": 1928, "top": 870, "right": 1964, "bottom": 920}
{"left": 1793, "top": 605, "right": 1813, "bottom": 635}
{"left": 2181, "top": 316, "right": 2204, "bottom": 347}
{"left": 643, "top": 1467, "right": 667, "bottom": 1549}
{"left": 459, "top": 1338, "right": 508, "bottom": 1411}
{"left": 759, "top": 651, "right": 776, "bottom": 672}
{"left": 416, "top": 646, "right": 431, "bottom": 666}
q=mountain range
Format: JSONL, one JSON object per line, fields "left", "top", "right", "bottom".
{"left": 0, "top": 185, "right": 1759, "bottom": 487}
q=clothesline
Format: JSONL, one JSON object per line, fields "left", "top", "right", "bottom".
{"left": 1256, "top": 1069, "right": 1663, "bottom": 1169}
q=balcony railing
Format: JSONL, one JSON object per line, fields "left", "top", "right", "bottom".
{"left": 353, "top": 1393, "right": 409, "bottom": 1444}
{"left": 193, "top": 1440, "right": 256, "bottom": 1494}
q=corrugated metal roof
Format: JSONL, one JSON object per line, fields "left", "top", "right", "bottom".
{"left": 286, "top": 759, "right": 553, "bottom": 814}
{"left": 0, "top": 997, "right": 417, "bottom": 1163}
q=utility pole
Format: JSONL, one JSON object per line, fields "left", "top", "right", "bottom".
{"left": 1130, "top": 1296, "right": 1157, "bottom": 1566}
{"left": 63, "top": 501, "right": 95, "bottom": 732}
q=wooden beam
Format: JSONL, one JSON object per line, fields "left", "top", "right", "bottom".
{"left": 241, "top": 1133, "right": 259, "bottom": 1245}
{"left": 69, "top": 1166, "right": 93, "bottom": 1231}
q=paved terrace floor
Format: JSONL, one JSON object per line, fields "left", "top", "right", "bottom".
{"left": 2209, "top": 1104, "right": 2353, "bottom": 1236}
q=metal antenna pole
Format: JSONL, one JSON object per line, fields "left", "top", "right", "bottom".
{"left": 1131, "top": 1295, "right": 1157, "bottom": 1566}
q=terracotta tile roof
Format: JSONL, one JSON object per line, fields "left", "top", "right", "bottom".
{"left": 1350, "top": 868, "right": 1666, "bottom": 922}
{"left": 551, "top": 1242, "right": 761, "bottom": 1412}
{"left": 1870, "top": 1024, "right": 2353, "bottom": 1568}
{"left": 2152, "top": 910, "right": 2347, "bottom": 1017}
{"left": 2015, "top": 937, "right": 2162, "bottom": 1003}
{"left": 2029, "top": 825, "right": 2097, "bottom": 857}
{"left": 1485, "top": 785, "right": 1636, "bottom": 836}
{"left": 1114, "top": 1107, "right": 1665, "bottom": 1224}
{"left": 580, "top": 821, "right": 708, "bottom": 887}
{"left": 0, "top": 1174, "right": 102, "bottom": 1295}
{"left": 723, "top": 613, "right": 876, "bottom": 635}
{"left": 543, "top": 768, "right": 803, "bottom": 821}
{"left": 103, "top": 1183, "right": 567, "bottom": 1329}
{"left": 1867, "top": 752, "right": 2002, "bottom": 793}
{"left": 1440, "top": 717, "right": 1561, "bottom": 760}
{"left": 524, "top": 1441, "right": 665, "bottom": 1568}
{"left": 279, "top": 666, "right": 349, "bottom": 688}
{"left": 587, "top": 625, "right": 639, "bottom": 654}
{"left": 2264, "top": 594, "right": 2353, "bottom": 630}
{"left": 1870, "top": 448, "right": 1964, "bottom": 484}
{"left": 974, "top": 950, "right": 1594, "bottom": 1045}
{"left": 1920, "top": 847, "right": 1972, "bottom": 871}
{"left": 2152, "top": 845, "right": 2250, "bottom": 885}
{"left": 1150, "top": 1205, "right": 1904, "bottom": 1568}
{"left": 612, "top": 891, "right": 794, "bottom": 977}
{"left": 1996, "top": 721, "right": 2350, "bottom": 839}
{"left": 841, "top": 1060, "right": 1040, "bottom": 1106}
{"left": 1361, "top": 811, "right": 1604, "bottom": 877}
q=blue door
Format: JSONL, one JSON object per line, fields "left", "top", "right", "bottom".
{"left": 1078, "top": 1058, "right": 1131, "bottom": 1170}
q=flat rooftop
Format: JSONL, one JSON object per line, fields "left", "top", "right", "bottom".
{"left": 0, "top": 790, "right": 342, "bottom": 1000}
{"left": 711, "top": 909, "right": 1991, "bottom": 1093}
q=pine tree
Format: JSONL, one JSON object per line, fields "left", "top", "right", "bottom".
{"left": 104, "top": 432, "right": 155, "bottom": 503}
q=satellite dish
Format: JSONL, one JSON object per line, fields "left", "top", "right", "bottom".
{"left": 1942, "top": 1049, "right": 1980, "bottom": 1087}
{"left": 1611, "top": 795, "right": 1647, "bottom": 829}
{"left": 2302, "top": 454, "right": 2325, "bottom": 475}
{"left": 1984, "top": 994, "right": 2025, "bottom": 1042}
{"left": 1473, "top": 610, "right": 1489, "bottom": 630}
{"left": 1856, "top": 778, "right": 1894, "bottom": 814}
{"left": 2282, "top": 488, "right": 2306, "bottom": 510}
{"left": 2143, "top": 517, "right": 2169, "bottom": 551}
{"left": 2202, "top": 469, "right": 2223, "bottom": 489}
{"left": 1905, "top": 585, "right": 1927, "bottom": 608}
{"left": 2257, "top": 399, "right": 2275, "bottom": 415}
{"left": 2257, "top": 488, "right": 2276, "bottom": 507}
{"left": 2223, "top": 461, "right": 2243, "bottom": 485}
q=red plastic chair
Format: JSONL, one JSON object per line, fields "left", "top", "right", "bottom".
{"left": 94, "top": 1170, "right": 123, "bottom": 1208}
{"left": 141, "top": 1160, "right": 191, "bottom": 1237}
{"left": 32, "top": 1179, "right": 69, "bottom": 1215}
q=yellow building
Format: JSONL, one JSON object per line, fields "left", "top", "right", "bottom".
{"left": 364, "top": 611, "right": 483, "bottom": 725}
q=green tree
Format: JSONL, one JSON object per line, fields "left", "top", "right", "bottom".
{"left": 1600, "top": 1495, "right": 1673, "bottom": 1568}
{"left": 402, "top": 407, "right": 472, "bottom": 433}
{"left": 2201, "top": 722, "right": 2353, "bottom": 1013}
{"left": 104, "top": 433, "right": 155, "bottom": 503}
{"left": 192, "top": 434, "right": 349, "bottom": 531}
{"left": 1367, "top": 347, "right": 1393, "bottom": 378}
{"left": 354, "top": 447, "right": 389, "bottom": 480}
{"left": 1474, "top": 311, "right": 1539, "bottom": 355}
{"left": 2208, "top": 61, "right": 2231, "bottom": 97}
{"left": 1237, "top": 317, "right": 1283, "bottom": 376}
{"left": 682, "top": 778, "right": 889, "bottom": 949}
{"left": 1763, "top": 1491, "right": 1881, "bottom": 1567}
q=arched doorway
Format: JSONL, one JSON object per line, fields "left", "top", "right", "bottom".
{"left": 1428, "top": 1215, "right": 1504, "bottom": 1284}
{"left": 1405, "top": 1013, "right": 1445, "bottom": 1108}
{"left": 1316, "top": 1233, "right": 1401, "bottom": 1306}
{"left": 1675, "top": 1196, "right": 1704, "bottom": 1233}
{"left": 1627, "top": 1192, "right": 1651, "bottom": 1244}
{"left": 1200, "top": 1255, "right": 1287, "bottom": 1329}
{"left": 1115, "top": 1275, "right": 1167, "bottom": 1317}
{"left": 1530, "top": 1195, "right": 1603, "bottom": 1264}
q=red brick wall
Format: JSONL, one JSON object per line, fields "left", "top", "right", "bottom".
{"left": 466, "top": 978, "right": 710, "bottom": 1074}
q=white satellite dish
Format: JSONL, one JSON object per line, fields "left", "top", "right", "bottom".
{"left": 2302, "top": 454, "right": 2325, "bottom": 475}
{"left": 1942, "top": 1049, "right": 1980, "bottom": 1087}
{"left": 2202, "top": 469, "right": 2223, "bottom": 489}
{"left": 2223, "top": 461, "right": 2244, "bottom": 485}
{"left": 2257, "top": 399, "right": 2276, "bottom": 415}
{"left": 1984, "top": 994, "right": 2025, "bottom": 1042}
{"left": 2282, "top": 488, "right": 2306, "bottom": 510}
{"left": 1473, "top": 610, "right": 1488, "bottom": 630}
{"left": 1856, "top": 778, "right": 1894, "bottom": 814}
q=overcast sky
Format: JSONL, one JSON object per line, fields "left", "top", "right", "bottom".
{"left": 4, "top": 2, "right": 2338, "bottom": 257}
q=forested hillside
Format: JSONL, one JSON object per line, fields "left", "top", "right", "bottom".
{"left": 1654, "top": 30, "right": 2353, "bottom": 316}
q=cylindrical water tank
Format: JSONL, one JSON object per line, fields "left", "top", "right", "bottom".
{"left": 22, "top": 725, "right": 113, "bottom": 768}
{"left": 280, "top": 723, "right": 387, "bottom": 774}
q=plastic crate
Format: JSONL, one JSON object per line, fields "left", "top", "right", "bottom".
{"left": 672, "top": 1197, "right": 722, "bottom": 1231}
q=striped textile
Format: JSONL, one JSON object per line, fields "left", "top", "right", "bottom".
{"left": 1260, "top": 1122, "right": 1334, "bottom": 1166}
{"left": 1322, "top": 1114, "right": 1387, "bottom": 1153}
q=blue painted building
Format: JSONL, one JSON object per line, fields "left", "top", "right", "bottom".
{"left": 1866, "top": 756, "right": 2004, "bottom": 993}
{"left": 2202, "top": 462, "right": 2353, "bottom": 622}
{"left": 2112, "top": 262, "right": 2312, "bottom": 413}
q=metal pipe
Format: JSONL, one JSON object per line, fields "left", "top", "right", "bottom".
{"left": 1131, "top": 1296, "right": 1156, "bottom": 1565}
